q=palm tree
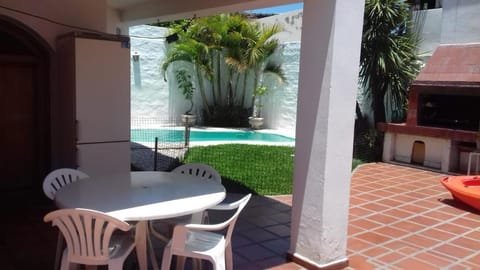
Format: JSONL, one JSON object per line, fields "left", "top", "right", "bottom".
{"left": 162, "top": 27, "right": 213, "bottom": 116}
{"left": 162, "top": 14, "right": 286, "bottom": 125}
{"left": 359, "top": 0, "right": 421, "bottom": 125}
{"left": 224, "top": 20, "right": 285, "bottom": 108}
{"left": 183, "top": 15, "right": 227, "bottom": 105}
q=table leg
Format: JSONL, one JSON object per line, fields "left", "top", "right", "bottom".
{"left": 191, "top": 212, "right": 203, "bottom": 223}
{"left": 135, "top": 221, "right": 148, "bottom": 270}
{"left": 135, "top": 221, "right": 160, "bottom": 270}
{"left": 148, "top": 227, "right": 160, "bottom": 270}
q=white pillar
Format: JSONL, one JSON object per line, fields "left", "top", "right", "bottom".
{"left": 441, "top": 139, "right": 452, "bottom": 172}
{"left": 383, "top": 132, "right": 396, "bottom": 163}
{"left": 289, "top": 0, "right": 364, "bottom": 268}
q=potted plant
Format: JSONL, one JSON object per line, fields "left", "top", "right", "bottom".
{"left": 249, "top": 85, "right": 268, "bottom": 129}
{"left": 175, "top": 69, "right": 196, "bottom": 126}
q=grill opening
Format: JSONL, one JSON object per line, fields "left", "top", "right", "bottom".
{"left": 418, "top": 93, "right": 480, "bottom": 131}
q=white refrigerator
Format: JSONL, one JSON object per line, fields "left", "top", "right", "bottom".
{"left": 57, "top": 32, "right": 131, "bottom": 177}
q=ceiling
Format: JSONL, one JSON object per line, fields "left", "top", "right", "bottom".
{"left": 107, "top": 0, "right": 150, "bottom": 9}
{"left": 107, "top": 0, "right": 302, "bottom": 24}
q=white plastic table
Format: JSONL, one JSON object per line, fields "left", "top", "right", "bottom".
{"left": 55, "top": 171, "right": 226, "bottom": 270}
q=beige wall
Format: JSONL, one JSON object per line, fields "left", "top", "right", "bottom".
{"left": 0, "top": 0, "right": 110, "bottom": 49}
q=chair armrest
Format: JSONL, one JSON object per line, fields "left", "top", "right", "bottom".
{"left": 207, "top": 197, "right": 245, "bottom": 211}
{"left": 176, "top": 220, "right": 229, "bottom": 232}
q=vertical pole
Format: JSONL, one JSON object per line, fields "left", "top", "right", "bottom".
{"left": 184, "top": 120, "right": 190, "bottom": 148}
{"left": 154, "top": 137, "right": 158, "bottom": 171}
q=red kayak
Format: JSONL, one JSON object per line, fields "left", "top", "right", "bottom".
{"left": 441, "top": 175, "right": 480, "bottom": 210}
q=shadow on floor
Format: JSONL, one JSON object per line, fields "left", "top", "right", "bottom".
{"left": 0, "top": 190, "right": 292, "bottom": 270}
{"left": 0, "top": 189, "right": 58, "bottom": 270}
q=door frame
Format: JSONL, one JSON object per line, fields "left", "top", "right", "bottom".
{"left": 0, "top": 15, "right": 52, "bottom": 190}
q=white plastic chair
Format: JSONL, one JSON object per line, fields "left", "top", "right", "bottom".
{"left": 149, "top": 163, "right": 223, "bottom": 243}
{"left": 44, "top": 208, "right": 135, "bottom": 270}
{"left": 43, "top": 168, "right": 89, "bottom": 200}
{"left": 43, "top": 168, "right": 89, "bottom": 270}
{"left": 173, "top": 163, "right": 224, "bottom": 222}
{"left": 172, "top": 163, "right": 222, "bottom": 183}
{"left": 160, "top": 193, "right": 251, "bottom": 270}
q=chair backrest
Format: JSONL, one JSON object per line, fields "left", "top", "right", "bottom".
{"left": 216, "top": 193, "right": 251, "bottom": 246}
{"left": 43, "top": 208, "right": 131, "bottom": 265}
{"left": 43, "top": 168, "right": 89, "bottom": 200}
{"left": 172, "top": 163, "right": 221, "bottom": 183}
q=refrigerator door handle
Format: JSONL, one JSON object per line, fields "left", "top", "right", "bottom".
{"left": 75, "top": 119, "right": 79, "bottom": 142}
{"left": 75, "top": 145, "right": 79, "bottom": 169}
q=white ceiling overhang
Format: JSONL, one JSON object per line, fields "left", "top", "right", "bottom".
{"left": 108, "top": 0, "right": 301, "bottom": 25}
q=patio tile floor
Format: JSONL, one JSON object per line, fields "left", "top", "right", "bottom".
{"left": 344, "top": 163, "right": 480, "bottom": 270}
{"left": 2, "top": 162, "right": 480, "bottom": 269}
{"left": 124, "top": 162, "right": 480, "bottom": 269}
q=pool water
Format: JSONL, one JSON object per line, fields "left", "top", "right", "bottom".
{"left": 131, "top": 129, "right": 295, "bottom": 143}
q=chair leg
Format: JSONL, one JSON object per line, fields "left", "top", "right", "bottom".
{"left": 108, "top": 260, "right": 122, "bottom": 270}
{"left": 161, "top": 248, "right": 173, "bottom": 270}
{"left": 60, "top": 261, "right": 78, "bottom": 270}
{"left": 175, "top": 256, "right": 186, "bottom": 270}
{"left": 202, "top": 211, "right": 210, "bottom": 224}
{"left": 225, "top": 245, "right": 233, "bottom": 270}
{"left": 192, "top": 258, "right": 203, "bottom": 270}
{"left": 210, "top": 257, "right": 225, "bottom": 270}
{"left": 55, "top": 232, "right": 65, "bottom": 270}
{"left": 147, "top": 233, "right": 160, "bottom": 270}
{"left": 59, "top": 249, "right": 70, "bottom": 270}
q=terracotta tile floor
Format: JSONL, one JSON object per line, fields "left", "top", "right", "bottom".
{"left": 344, "top": 162, "right": 480, "bottom": 270}
{"left": 2, "top": 162, "right": 480, "bottom": 269}
{"left": 154, "top": 162, "right": 480, "bottom": 269}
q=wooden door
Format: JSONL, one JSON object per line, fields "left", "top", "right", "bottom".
{"left": 0, "top": 58, "right": 37, "bottom": 189}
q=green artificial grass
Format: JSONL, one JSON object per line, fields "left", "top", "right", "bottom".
{"left": 184, "top": 144, "right": 366, "bottom": 195}
{"left": 352, "top": 158, "right": 365, "bottom": 170}
{"left": 184, "top": 144, "right": 294, "bottom": 195}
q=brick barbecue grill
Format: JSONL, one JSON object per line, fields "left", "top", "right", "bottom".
{"left": 379, "top": 43, "right": 480, "bottom": 173}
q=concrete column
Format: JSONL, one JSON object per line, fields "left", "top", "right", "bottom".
{"left": 289, "top": 0, "right": 364, "bottom": 269}
{"left": 383, "top": 132, "right": 396, "bottom": 163}
{"left": 441, "top": 138, "right": 452, "bottom": 172}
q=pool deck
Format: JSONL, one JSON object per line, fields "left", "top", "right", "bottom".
{"left": 191, "top": 127, "right": 296, "bottom": 147}
{"left": 133, "top": 127, "right": 296, "bottom": 147}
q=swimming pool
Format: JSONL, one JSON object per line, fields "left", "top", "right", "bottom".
{"left": 131, "top": 129, "right": 295, "bottom": 143}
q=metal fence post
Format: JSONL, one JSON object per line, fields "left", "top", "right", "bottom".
{"left": 184, "top": 122, "right": 190, "bottom": 148}
{"left": 154, "top": 137, "right": 158, "bottom": 171}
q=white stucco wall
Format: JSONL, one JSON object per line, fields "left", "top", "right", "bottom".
{"left": 415, "top": 8, "right": 442, "bottom": 58}
{"left": 129, "top": 25, "right": 172, "bottom": 125}
{"left": 129, "top": 23, "right": 300, "bottom": 133}
{"left": 130, "top": 25, "right": 222, "bottom": 125}
{"left": 263, "top": 42, "right": 299, "bottom": 134}
{"left": 441, "top": 0, "right": 480, "bottom": 44}
{"left": 388, "top": 133, "right": 452, "bottom": 171}
{"left": 414, "top": 1, "right": 480, "bottom": 56}
{"left": 257, "top": 9, "right": 303, "bottom": 43}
